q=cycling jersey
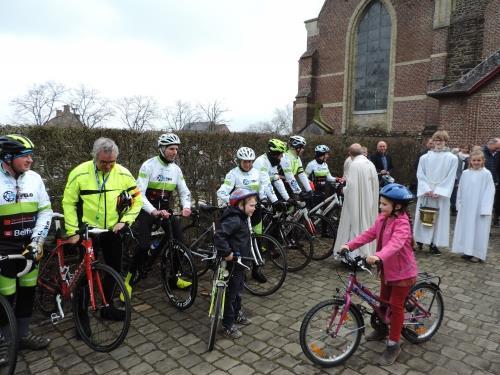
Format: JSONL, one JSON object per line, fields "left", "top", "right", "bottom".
{"left": 279, "top": 150, "right": 312, "bottom": 194}
{"left": 305, "top": 159, "right": 336, "bottom": 187}
{"left": 0, "top": 165, "right": 52, "bottom": 253}
{"left": 136, "top": 156, "right": 191, "bottom": 213}
{"left": 253, "top": 154, "right": 289, "bottom": 201}
{"left": 62, "top": 160, "right": 142, "bottom": 236}
{"left": 216, "top": 166, "right": 268, "bottom": 206}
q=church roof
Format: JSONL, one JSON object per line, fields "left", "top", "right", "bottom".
{"left": 428, "top": 49, "right": 500, "bottom": 97}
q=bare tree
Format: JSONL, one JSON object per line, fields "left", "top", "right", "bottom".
{"left": 69, "top": 85, "right": 114, "bottom": 128}
{"left": 197, "top": 99, "right": 229, "bottom": 132}
{"left": 10, "top": 81, "right": 66, "bottom": 125}
{"left": 115, "top": 96, "right": 159, "bottom": 131}
{"left": 163, "top": 100, "right": 200, "bottom": 131}
{"left": 270, "top": 104, "right": 293, "bottom": 135}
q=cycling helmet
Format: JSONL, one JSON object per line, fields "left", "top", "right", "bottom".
{"left": 268, "top": 139, "right": 287, "bottom": 153}
{"left": 158, "top": 133, "right": 180, "bottom": 148}
{"left": 236, "top": 147, "right": 255, "bottom": 161}
{"left": 116, "top": 191, "right": 133, "bottom": 216}
{"left": 379, "top": 183, "right": 414, "bottom": 203}
{"left": 289, "top": 135, "right": 306, "bottom": 149}
{"left": 315, "top": 145, "right": 330, "bottom": 154}
{"left": 229, "top": 188, "right": 258, "bottom": 207}
{"left": 0, "top": 134, "right": 34, "bottom": 161}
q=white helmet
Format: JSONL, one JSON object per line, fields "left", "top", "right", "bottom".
{"left": 289, "top": 135, "right": 306, "bottom": 149}
{"left": 315, "top": 145, "right": 330, "bottom": 154}
{"left": 158, "top": 133, "right": 180, "bottom": 147}
{"left": 236, "top": 147, "right": 255, "bottom": 161}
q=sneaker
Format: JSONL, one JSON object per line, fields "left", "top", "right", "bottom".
{"left": 378, "top": 343, "right": 401, "bottom": 366}
{"left": 429, "top": 245, "right": 441, "bottom": 255}
{"left": 235, "top": 312, "right": 252, "bottom": 326}
{"left": 252, "top": 267, "right": 267, "bottom": 283}
{"left": 100, "top": 306, "right": 125, "bottom": 321}
{"left": 19, "top": 332, "right": 51, "bottom": 350}
{"left": 221, "top": 325, "right": 242, "bottom": 339}
{"left": 365, "top": 329, "right": 388, "bottom": 341}
{"left": 120, "top": 272, "right": 133, "bottom": 302}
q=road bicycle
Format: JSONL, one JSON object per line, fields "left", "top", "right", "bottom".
{"left": 183, "top": 204, "right": 287, "bottom": 296}
{"left": 36, "top": 213, "right": 132, "bottom": 352}
{"left": 261, "top": 202, "right": 314, "bottom": 272}
{"left": 207, "top": 254, "right": 250, "bottom": 351}
{"left": 0, "top": 254, "right": 33, "bottom": 375}
{"left": 299, "top": 252, "right": 444, "bottom": 367}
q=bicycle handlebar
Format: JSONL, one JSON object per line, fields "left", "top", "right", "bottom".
{"left": 0, "top": 254, "right": 33, "bottom": 277}
{"left": 340, "top": 251, "right": 378, "bottom": 275}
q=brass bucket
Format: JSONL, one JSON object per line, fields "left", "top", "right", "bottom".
{"left": 419, "top": 207, "right": 439, "bottom": 227}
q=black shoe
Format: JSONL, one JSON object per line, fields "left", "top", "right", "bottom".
{"left": 251, "top": 267, "right": 267, "bottom": 283}
{"left": 19, "top": 333, "right": 51, "bottom": 350}
{"left": 100, "top": 306, "right": 125, "bottom": 321}
{"left": 429, "top": 245, "right": 441, "bottom": 255}
{"left": 461, "top": 254, "right": 472, "bottom": 260}
{"left": 416, "top": 242, "right": 423, "bottom": 251}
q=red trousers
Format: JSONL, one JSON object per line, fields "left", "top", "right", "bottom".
{"left": 379, "top": 281, "right": 412, "bottom": 342}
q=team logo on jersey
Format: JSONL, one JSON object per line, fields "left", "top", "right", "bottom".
{"left": 3, "top": 191, "right": 16, "bottom": 202}
{"left": 157, "top": 175, "right": 173, "bottom": 182}
{"left": 242, "top": 179, "right": 257, "bottom": 185}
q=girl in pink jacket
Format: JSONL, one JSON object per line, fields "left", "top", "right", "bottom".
{"left": 340, "top": 183, "right": 418, "bottom": 366}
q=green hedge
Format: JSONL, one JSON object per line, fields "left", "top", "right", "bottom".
{"left": 1, "top": 126, "right": 421, "bottom": 210}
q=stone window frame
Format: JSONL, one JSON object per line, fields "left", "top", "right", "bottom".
{"left": 342, "top": 0, "right": 398, "bottom": 133}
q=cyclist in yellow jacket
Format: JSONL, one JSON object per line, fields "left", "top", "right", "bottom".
{"left": 62, "top": 137, "right": 142, "bottom": 321}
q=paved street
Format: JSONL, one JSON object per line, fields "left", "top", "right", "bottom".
{"left": 17, "top": 223, "right": 500, "bottom": 375}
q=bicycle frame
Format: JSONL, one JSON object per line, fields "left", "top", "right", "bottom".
{"left": 208, "top": 258, "right": 228, "bottom": 317}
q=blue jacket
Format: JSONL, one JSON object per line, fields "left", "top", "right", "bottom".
{"left": 214, "top": 206, "right": 251, "bottom": 258}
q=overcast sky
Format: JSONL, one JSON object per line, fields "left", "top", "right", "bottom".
{"left": 0, "top": 0, "right": 325, "bottom": 131}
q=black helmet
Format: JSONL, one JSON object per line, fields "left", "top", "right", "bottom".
{"left": 0, "top": 134, "right": 34, "bottom": 161}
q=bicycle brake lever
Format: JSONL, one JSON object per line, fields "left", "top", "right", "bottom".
{"left": 360, "top": 265, "right": 373, "bottom": 275}
{"left": 235, "top": 256, "right": 250, "bottom": 271}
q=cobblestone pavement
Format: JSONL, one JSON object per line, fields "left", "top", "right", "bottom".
{"left": 17, "top": 224, "right": 500, "bottom": 374}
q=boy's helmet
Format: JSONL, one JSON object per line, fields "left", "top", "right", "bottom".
{"left": 229, "top": 188, "right": 258, "bottom": 206}
{"left": 158, "top": 133, "right": 180, "bottom": 147}
{"left": 268, "top": 139, "right": 287, "bottom": 153}
{"left": 315, "top": 145, "right": 330, "bottom": 154}
{"left": 379, "top": 183, "right": 414, "bottom": 203}
{"left": 289, "top": 135, "right": 306, "bottom": 149}
{"left": 236, "top": 147, "right": 255, "bottom": 161}
{"left": 0, "top": 134, "right": 34, "bottom": 161}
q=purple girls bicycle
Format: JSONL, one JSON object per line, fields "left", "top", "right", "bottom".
{"left": 299, "top": 252, "right": 444, "bottom": 367}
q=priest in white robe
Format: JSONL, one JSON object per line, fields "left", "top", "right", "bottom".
{"left": 414, "top": 131, "right": 458, "bottom": 254}
{"left": 452, "top": 153, "right": 495, "bottom": 261}
{"left": 335, "top": 144, "right": 379, "bottom": 257}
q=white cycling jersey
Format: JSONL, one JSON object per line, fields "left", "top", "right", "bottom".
{"left": 0, "top": 165, "right": 52, "bottom": 252}
{"left": 253, "top": 154, "right": 289, "bottom": 201}
{"left": 136, "top": 156, "right": 191, "bottom": 214}
{"left": 216, "top": 166, "right": 269, "bottom": 206}
{"left": 279, "top": 150, "right": 312, "bottom": 194}
{"left": 305, "top": 159, "right": 336, "bottom": 186}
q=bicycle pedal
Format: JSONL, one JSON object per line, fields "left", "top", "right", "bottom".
{"left": 50, "top": 313, "right": 63, "bottom": 325}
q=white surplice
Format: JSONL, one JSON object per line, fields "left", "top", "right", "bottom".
{"left": 452, "top": 168, "right": 495, "bottom": 260}
{"left": 413, "top": 150, "right": 458, "bottom": 247}
{"left": 334, "top": 155, "right": 379, "bottom": 257}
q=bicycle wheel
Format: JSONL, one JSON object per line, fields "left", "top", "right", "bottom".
{"left": 36, "top": 250, "right": 61, "bottom": 315}
{"left": 182, "top": 224, "right": 212, "bottom": 277}
{"left": 72, "top": 262, "right": 132, "bottom": 352}
{"left": 208, "top": 284, "right": 224, "bottom": 351}
{"left": 0, "top": 295, "right": 18, "bottom": 375}
{"left": 161, "top": 241, "right": 198, "bottom": 310}
{"left": 325, "top": 204, "right": 342, "bottom": 235}
{"left": 309, "top": 214, "right": 336, "bottom": 261}
{"left": 402, "top": 282, "right": 444, "bottom": 344}
{"left": 243, "top": 234, "right": 287, "bottom": 296}
{"left": 278, "top": 221, "right": 313, "bottom": 272}
{"left": 300, "top": 299, "right": 363, "bottom": 367}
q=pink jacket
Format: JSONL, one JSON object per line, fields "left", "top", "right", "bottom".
{"left": 346, "top": 212, "right": 418, "bottom": 282}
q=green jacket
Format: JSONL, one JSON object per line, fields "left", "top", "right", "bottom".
{"left": 62, "top": 160, "right": 142, "bottom": 236}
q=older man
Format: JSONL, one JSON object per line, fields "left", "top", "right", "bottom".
{"left": 370, "top": 141, "right": 394, "bottom": 180}
{"left": 483, "top": 138, "right": 500, "bottom": 224}
{"left": 335, "top": 143, "right": 379, "bottom": 257}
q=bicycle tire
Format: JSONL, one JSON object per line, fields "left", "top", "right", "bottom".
{"left": 72, "top": 262, "right": 132, "bottom": 352}
{"left": 300, "top": 299, "right": 363, "bottom": 367}
{"left": 182, "top": 224, "right": 212, "bottom": 277}
{"left": 208, "top": 284, "right": 224, "bottom": 351}
{"left": 277, "top": 221, "right": 313, "bottom": 272}
{"left": 401, "top": 282, "right": 444, "bottom": 344}
{"left": 309, "top": 214, "right": 336, "bottom": 261}
{"left": 325, "top": 204, "right": 341, "bottom": 235}
{"left": 36, "top": 250, "right": 61, "bottom": 316}
{"left": 161, "top": 240, "right": 198, "bottom": 310}
{"left": 243, "top": 234, "right": 287, "bottom": 296}
{"left": 0, "top": 295, "right": 18, "bottom": 375}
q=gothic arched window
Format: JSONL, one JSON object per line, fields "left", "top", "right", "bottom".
{"left": 354, "top": 1, "right": 391, "bottom": 111}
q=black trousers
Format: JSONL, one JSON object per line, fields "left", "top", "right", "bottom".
{"left": 222, "top": 262, "right": 244, "bottom": 329}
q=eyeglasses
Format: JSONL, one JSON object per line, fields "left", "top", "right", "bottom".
{"left": 98, "top": 159, "right": 116, "bottom": 165}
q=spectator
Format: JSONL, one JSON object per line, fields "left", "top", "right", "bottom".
{"left": 361, "top": 146, "right": 368, "bottom": 157}
{"left": 370, "top": 140, "right": 394, "bottom": 183}
{"left": 482, "top": 138, "right": 500, "bottom": 224}
{"left": 334, "top": 143, "right": 379, "bottom": 258}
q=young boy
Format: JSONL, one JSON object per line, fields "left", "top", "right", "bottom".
{"left": 214, "top": 188, "right": 256, "bottom": 338}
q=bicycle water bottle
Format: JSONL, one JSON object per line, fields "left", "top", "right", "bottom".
{"left": 148, "top": 238, "right": 161, "bottom": 257}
